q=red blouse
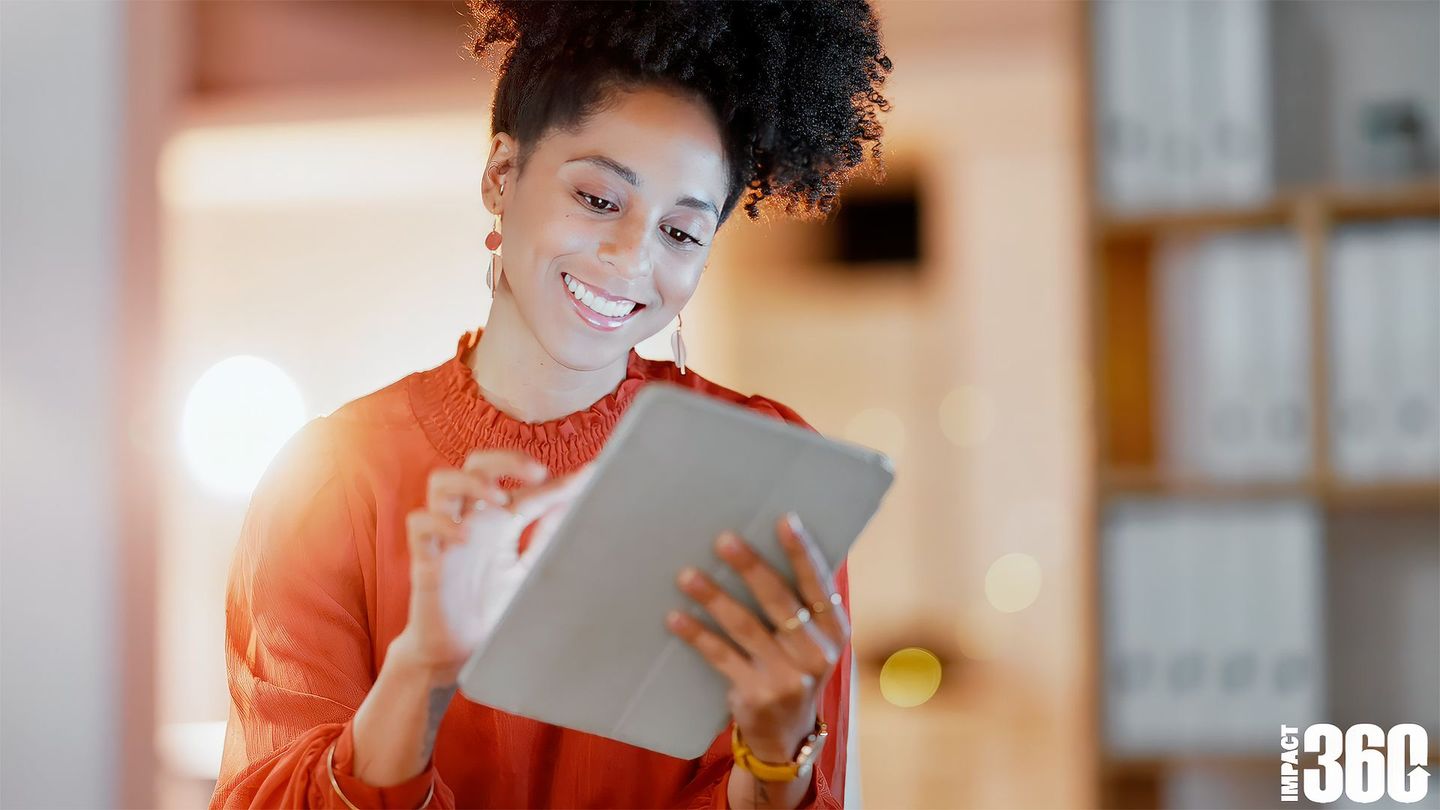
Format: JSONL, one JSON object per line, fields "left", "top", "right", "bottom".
{"left": 210, "top": 325, "right": 852, "bottom": 809}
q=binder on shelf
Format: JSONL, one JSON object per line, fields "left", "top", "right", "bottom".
{"left": 1102, "top": 499, "right": 1324, "bottom": 756}
{"left": 1330, "top": 221, "right": 1440, "bottom": 481}
{"left": 1090, "top": 0, "right": 1274, "bottom": 212}
{"left": 1385, "top": 220, "right": 1440, "bottom": 478}
{"left": 1213, "top": 0, "right": 1273, "bottom": 207}
{"left": 1157, "top": 230, "right": 1311, "bottom": 482}
{"left": 1252, "top": 231, "right": 1312, "bottom": 479}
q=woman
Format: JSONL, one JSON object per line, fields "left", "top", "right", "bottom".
{"left": 211, "top": 1, "right": 891, "bottom": 807}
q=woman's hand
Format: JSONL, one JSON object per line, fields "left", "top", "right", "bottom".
{"left": 392, "top": 450, "right": 595, "bottom": 681}
{"left": 665, "top": 512, "right": 850, "bottom": 765}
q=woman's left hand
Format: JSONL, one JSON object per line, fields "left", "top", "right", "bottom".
{"left": 665, "top": 512, "right": 850, "bottom": 764}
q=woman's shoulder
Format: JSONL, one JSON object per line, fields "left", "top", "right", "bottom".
{"left": 632, "top": 354, "right": 818, "bottom": 434}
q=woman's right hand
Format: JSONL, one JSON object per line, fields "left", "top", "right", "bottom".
{"left": 391, "top": 449, "right": 595, "bottom": 680}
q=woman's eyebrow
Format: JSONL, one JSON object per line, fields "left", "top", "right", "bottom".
{"left": 676, "top": 195, "right": 719, "bottom": 220}
{"left": 564, "top": 153, "right": 719, "bottom": 220}
{"left": 567, "top": 154, "right": 639, "bottom": 186}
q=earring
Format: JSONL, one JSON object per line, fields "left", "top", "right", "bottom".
{"left": 485, "top": 170, "right": 505, "bottom": 295}
{"left": 485, "top": 210, "right": 502, "bottom": 295}
{"left": 670, "top": 312, "right": 687, "bottom": 375}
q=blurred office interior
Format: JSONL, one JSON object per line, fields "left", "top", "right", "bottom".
{"left": 2, "top": 1, "right": 1436, "bottom": 808}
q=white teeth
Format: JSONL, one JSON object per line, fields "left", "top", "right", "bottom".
{"left": 564, "top": 273, "right": 638, "bottom": 318}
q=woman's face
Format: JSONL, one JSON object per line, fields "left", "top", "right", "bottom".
{"left": 485, "top": 85, "right": 729, "bottom": 372}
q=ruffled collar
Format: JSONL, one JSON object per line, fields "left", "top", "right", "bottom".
{"left": 407, "top": 325, "right": 653, "bottom": 471}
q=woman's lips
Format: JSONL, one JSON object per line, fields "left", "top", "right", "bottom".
{"left": 560, "top": 273, "right": 645, "bottom": 332}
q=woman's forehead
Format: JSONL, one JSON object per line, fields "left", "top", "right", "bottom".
{"left": 535, "top": 87, "right": 728, "bottom": 203}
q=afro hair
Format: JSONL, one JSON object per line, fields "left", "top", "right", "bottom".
{"left": 466, "top": 0, "right": 893, "bottom": 223}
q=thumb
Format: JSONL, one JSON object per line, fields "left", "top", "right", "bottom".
{"left": 509, "top": 462, "right": 596, "bottom": 524}
{"left": 511, "top": 463, "right": 596, "bottom": 570}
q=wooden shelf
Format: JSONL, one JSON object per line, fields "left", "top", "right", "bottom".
{"left": 1103, "top": 745, "right": 1440, "bottom": 774}
{"left": 1326, "top": 177, "right": 1440, "bottom": 221}
{"left": 1097, "top": 178, "right": 1440, "bottom": 241}
{"left": 1099, "top": 468, "right": 1440, "bottom": 510}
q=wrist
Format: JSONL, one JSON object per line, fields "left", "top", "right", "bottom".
{"left": 386, "top": 630, "right": 464, "bottom": 688}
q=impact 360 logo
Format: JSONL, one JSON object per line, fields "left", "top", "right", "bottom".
{"left": 1281, "top": 724, "right": 1430, "bottom": 804}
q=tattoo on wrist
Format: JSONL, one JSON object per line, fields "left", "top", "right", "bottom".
{"left": 421, "top": 684, "right": 458, "bottom": 757}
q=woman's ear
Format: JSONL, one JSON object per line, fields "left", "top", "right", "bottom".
{"left": 483, "top": 134, "right": 519, "bottom": 214}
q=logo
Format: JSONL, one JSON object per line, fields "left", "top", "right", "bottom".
{"left": 1281, "top": 724, "right": 1430, "bottom": 804}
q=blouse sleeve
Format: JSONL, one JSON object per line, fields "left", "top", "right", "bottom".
{"left": 677, "top": 395, "right": 855, "bottom": 809}
{"left": 209, "top": 417, "right": 454, "bottom": 809}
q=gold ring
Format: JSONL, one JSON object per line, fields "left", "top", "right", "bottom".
{"left": 809, "top": 592, "right": 843, "bottom": 615}
{"left": 780, "top": 606, "right": 812, "bottom": 633}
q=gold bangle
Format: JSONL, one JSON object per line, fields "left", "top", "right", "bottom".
{"left": 326, "top": 740, "right": 436, "bottom": 809}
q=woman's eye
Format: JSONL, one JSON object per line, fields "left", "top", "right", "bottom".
{"left": 578, "top": 192, "right": 617, "bottom": 212}
{"left": 662, "top": 225, "right": 703, "bottom": 246}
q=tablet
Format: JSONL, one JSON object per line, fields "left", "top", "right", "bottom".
{"left": 456, "top": 382, "right": 895, "bottom": 760}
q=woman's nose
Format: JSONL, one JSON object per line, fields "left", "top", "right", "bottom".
{"left": 596, "top": 216, "right": 653, "bottom": 280}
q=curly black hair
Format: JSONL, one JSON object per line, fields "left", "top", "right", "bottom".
{"left": 466, "top": 0, "right": 893, "bottom": 223}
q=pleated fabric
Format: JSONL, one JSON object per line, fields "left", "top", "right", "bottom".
{"left": 211, "top": 325, "right": 851, "bottom": 809}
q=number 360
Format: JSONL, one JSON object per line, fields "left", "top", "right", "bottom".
{"left": 1304, "top": 723, "right": 1430, "bottom": 804}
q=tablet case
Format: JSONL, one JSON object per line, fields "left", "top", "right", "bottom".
{"left": 456, "top": 382, "right": 895, "bottom": 760}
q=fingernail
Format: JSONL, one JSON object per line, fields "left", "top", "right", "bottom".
{"left": 719, "top": 533, "right": 741, "bottom": 553}
{"left": 666, "top": 610, "right": 685, "bottom": 630}
{"left": 679, "top": 567, "right": 701, "bottom": 586}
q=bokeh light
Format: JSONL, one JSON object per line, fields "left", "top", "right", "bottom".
{"left": 879, "top": 647, "right": 943, "bottom": 708}
{"left": 938, "top": 384, "right": 996, "bottom": 448}
{"left": 984, "top": 552, "right": 1043, "bottom": 613}
{"left": 180, "top": 356, "right": 306, "bottom": 498}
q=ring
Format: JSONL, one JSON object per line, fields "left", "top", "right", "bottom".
{"left": 809, "top": 592, "right": 843, "bottom": 616}
{"left": 779, "top": 606, "right": 812, "bottom": 633}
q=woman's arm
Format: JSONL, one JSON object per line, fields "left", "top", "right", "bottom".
{"left": 348, "top": 633, "right": 461, "bottom": 787}
{"left": 210, "top": 418, "right": 453, "bottom": 809}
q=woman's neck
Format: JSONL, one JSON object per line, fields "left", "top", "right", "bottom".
{"left": 467, "top": 292, "right": 631, "bottom": 425}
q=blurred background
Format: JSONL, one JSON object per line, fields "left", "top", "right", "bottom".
{"left": 1, "top": 1, "right": 1435, "bottom": 808}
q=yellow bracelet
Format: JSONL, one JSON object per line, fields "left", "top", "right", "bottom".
{"left": 326, "top": 740, "right": 436, "bottom": 810}
{"left": 731, "top": 716, "right": 828, "bottom": 783}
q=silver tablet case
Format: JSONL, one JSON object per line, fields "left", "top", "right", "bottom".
{"left": 456, "top": 382, "right": 895, "bottom": 760}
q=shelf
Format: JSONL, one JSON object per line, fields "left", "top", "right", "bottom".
{"left": 1103, "top": 745, "right": 1440, "bottom": 774}
{"left": 1099, "top": 468, "right": 1440, "bottom": 510}
{"left": 1097, "top": 178, "right": 1440, "bottom": 241}
{"left": 1327, "top": 178, "right": 1440, "bottom": 222}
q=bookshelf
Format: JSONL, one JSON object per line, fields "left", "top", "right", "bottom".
{"left": 1079, "top": 1, "right": 1440, "bottom": 806}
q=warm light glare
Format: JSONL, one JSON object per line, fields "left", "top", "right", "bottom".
{"left": 984, "top": 552, "right": 1043, "bottom": 613}
{"left": 161, "top": 112, "right": 488, "bottom": 207}
{"left": 844, "top": 407, "right": 906, "bottom": 461}
{"left": 181, "top": 356, "right": 306, "bottom": 498}
{"left": 938, "top": 384, "right": 996, "bottom": 448}
{"left": 879, "top": 647, "right": 943, "bottom": 708}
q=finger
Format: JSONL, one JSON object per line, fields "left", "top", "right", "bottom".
{"left": 715, "top": 531, "right": 836, "bottom": 672}
{"left": 405, "top": 509, "right": 466, "bottom": 581}
{"left": 665, "top": 609, "right": 756, "bottom": 686}
{"left": 777, "top": 513, "right": 851, "bottom": 640}
{"left": 427, "top": 468, "right": 509, "bottom": 520}
{"left": 676, "top": 566, "right": 789, "bottom": 667}
{"left": 509, "top": 462, "right": 596, "bottom": 523}
{"left": 463, "top": 449, "right": 549, "bottom": 485}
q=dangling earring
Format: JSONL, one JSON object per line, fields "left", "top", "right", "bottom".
{"left": 670, "top": 312, "right": 688, "bottom": 375}
{"left": 485, "top": 172, "right": 505, "bottom": 295}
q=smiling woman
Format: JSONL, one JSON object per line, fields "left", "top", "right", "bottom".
{"left": 210, "top": 2, "right": 892, "bottom": 809}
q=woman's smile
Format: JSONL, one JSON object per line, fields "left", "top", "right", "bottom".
{"left": 559, "top": 270, "right": 648, "bottom": 332}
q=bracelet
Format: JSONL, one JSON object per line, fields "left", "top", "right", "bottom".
{"left": 731, "top": 715, "right": 828, "bottom": 783}
{"left": 326, "top": 740, "right": 436, "bottom": 810}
